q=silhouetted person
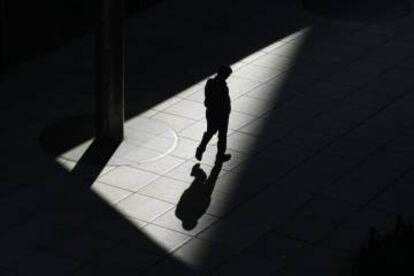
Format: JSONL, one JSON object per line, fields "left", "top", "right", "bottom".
{"left": 175, "top": 162, "right": 223, "bottom": 230}
{"left": 196, "top": 65, "right": 232, "bottom": 162}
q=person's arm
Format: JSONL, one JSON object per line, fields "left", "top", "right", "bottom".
{"left": 204, "top": 79, "right": 212, "bottom": 108}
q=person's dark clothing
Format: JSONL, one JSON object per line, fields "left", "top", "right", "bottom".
{"left": 197, "top": 77, "right": 231, "bottom": 156}
{"left": 204, "top": 78, "right": 231, "bottom": 116}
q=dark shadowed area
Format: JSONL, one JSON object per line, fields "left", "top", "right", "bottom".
{"left": 2, "top": 0, "right": 414, "bottom": 275}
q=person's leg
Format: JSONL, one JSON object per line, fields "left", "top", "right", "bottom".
{"left": 196, "top": 119, "right": 217, "bottom": 160}
{"left": 216, "top": 116, "right": 231, "bottom": 161}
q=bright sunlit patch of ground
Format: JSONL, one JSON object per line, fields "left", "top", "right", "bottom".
{"left": 60, "top": 26, "right": 311, "bottom": 260}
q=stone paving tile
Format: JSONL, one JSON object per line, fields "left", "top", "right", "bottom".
{"left": 236, "top": 115, "right": 288, "bottom": 139}
{"left": 227, "top": 76, "right": 263, "bottom": 98}
{"left": 267, "top": 40, "right": 304, "bottom": 58}
{"left": 241, "top": 231, "right": 312, "bottom": 271}
{"left": 163, "top": 99, "right": 205, "bottom": 120}
{"left": 250, "top": 53, "right": 294, "bottom": 71}
{"left": 233, "top": 141, "right": 308, "bottom": 179}
{"left": 15, "top": 250, "right": 81, "bottom": 276}
{"left": 373, "top": 188, "right": 414, "bottom": 218}
{"left": 151, "top": 97, "right": 182, "bottom": 112}
{"left": 177, "top": 121, "right": 220, "bottom": 143}
{"left": 226, "top": 185, "right": 312, "bottom": 228}
{"left": 271, "top": 70, "right": 316, "bottom": 92}
{"left": 363, "top": 74, "right": 414, "bottom": 99}
{"left": 197, "top": 146, "right": 249, "bottom": 171}
{"left": 122, "top": 147, "right": 162, "bottom": 163}
{"left": 260, "top": 39, "right": 291, "bottom": 54}
{"left": 98, "top": 166, "right": 159, "bottom": 192}
{"left": 227, "top": 111, "right": 257, "bottom": 131}
{"left": 276, "top": 153, "right": 355, "bottom": 194}
{"left": 285, "top": 92, "right": 344, "bottom": 115}
{"left": 170, "top": 137, "right": 200, "bottom": 160}
{"left": 325, "top": 124, "right": 397, "bottom": 162}
{"left": 166, "top": 160, "right": 215, "bottom": 184}
{"left": 59, "top": 140, "right": 92, "bottom": 163}
{"left": 178, "top": 121, "right": 209, "bottom": 141}
{"left": 226, "top": 131, "right": 272, "bottom": 154}
{"left": 138, "top": 109, "right": 159, "bottom": 118}
{"left": 0, "top": 232, "right": 39, "bottom": 268}
{"left": 143, "top": 257, "right": 201, "bottom": 276}
{"left": 138, "top": 177, "right": 189, "bottom": 204}
{"left": 264, "top": 105, "right": 320, "bottom": 128}
{"left": 321, "top": 226, "right": 370, "bottom": 253}
{"left": 170, "top": 238, "right": 240, "bottom": 273}
{"left": 297, "top": 112, "right": 357, "bottom": 138}
{"left": 298, "top": 195, "right": 359, "bottom": 224}
{"left": 71, "top": 243, "right": 162, "bottom": 276}
{"left": 141, "top": 224, "right": 192, "bottom": 253}
{"left": 197, "top": 220, "right": 269, "bottom": 250}
{"left": 371, "top": 170, "right": 414, "bottom": 215}
{"left": 136, "top": 154, "right": 185, "bottom": 175}
{"left": 116, "top": 194, "right": 174, "bottom": 222}
{"left": 87, "top": 215, "right": 148, "bottom": 242}
{"left": 175, "top": 83, "right": 204, "bottom": 98}
{"left": 278, "top": 128, "right": 335, "bottom": 153}
{"left": 238, "top": 50, "right": 267, "bottom": 63}
{"left": 369, "top": 94, "right": 414, "bottom": 132}
{"left": 277, "top": 210, "right": 338, "bottom": 244}
{"left": 125, "top": 128, "right": 175, "bottom": 154}
{"left": 342, "top": 206, "right": 398, "bottom": 233}
{"left": 209, "top": 170, "right": 267, "bottom": 201}
{"left": 363, "top": 40, "right": 414, "bottom": 65}
{"left": 1, "top": 216, "right": 74, "bottom": 251}
{"left": 91, "top": 182, "right": 132, "bottom": 205}
{"left": 38, "top": 203, "right": 102, "bottom": 233}
{"left": 0, "top": 198, "right": 37, "bottom": 234}
{"left": 302, "top": 80, "right": 356, "bottom": 101}
{"left": 231, "top": 96, "right": 276, "bottom": 117}
{"left": 51, "top": 230, "right": 119, "bottom": 264}
{"left": 321, "top": 159, "right": 403, "bottom": 206}
{"left": 357, "top": 145, "right": 414, "bottom": 174}
{"left": 289, "top": 59, "right": 342, "bottom": 81}
{"left": 278, "top": 247, "right": 353, "bottom": 276}
{"left": 310, "top": 36, "right": 370, "bottom": 63}
{"left": 124, "top": 117, "right": 171, "bottom": 135}
{"left": 204, "top": 191, "right": 240, "bottom": 218}
{"left": 345, "top": 88, "right": 400, "bottom": 111}
{"left": 185, "top": 89, "right": 206, "bottom": 103}
{"left": 329, "top": 65, "right": 389, "bottom": 88}
{"left": 152, "top": 207, "right": 219, "bottom": 236}
{"left": 245, "top": 79, "right": 301, "bottom": 104}
{"left": 324, "top": 101, "right": 376, "bottom": 126}
{"left": 210, "top": 251, "right": 282, "bottom": 276}
{"left": 0, "top": 267, "right": 16, "bottom": 276}
{"left": 150, "top": 111, "right": 196, "bottom": 132}
{"left": 348, "top": 27, "right": 394, "bottom": 45}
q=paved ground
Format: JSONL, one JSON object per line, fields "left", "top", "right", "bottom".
{"left": 2, "top": 0, "right": 414, "bottom": 275}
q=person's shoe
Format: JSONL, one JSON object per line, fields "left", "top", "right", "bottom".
{"left": 195, "top": 147, "right": 203, "bottom": 161}
{"left": 216, "top": 153, "right": 231, "bottom": 163}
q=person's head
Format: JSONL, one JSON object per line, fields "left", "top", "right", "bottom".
{"left": 191, "top": 164, "right": 207, "bottom": 181}
{"left": 217, "top": 65, "right": 232, "bottom": 80}
{"left": 182, "top": 220, "right": 198, "bottom": 230}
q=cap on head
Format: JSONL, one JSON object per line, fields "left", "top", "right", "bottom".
{"left": 217, "top": 65, "right": 232, "bottom": 79}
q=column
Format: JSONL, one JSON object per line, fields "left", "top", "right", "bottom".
{"left": 95, "top": 0, "right": 125, "bottom": 142}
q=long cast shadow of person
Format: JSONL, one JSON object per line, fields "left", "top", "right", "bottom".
{"left": 175, "top": 161, "right": 224, "bottom": 230}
